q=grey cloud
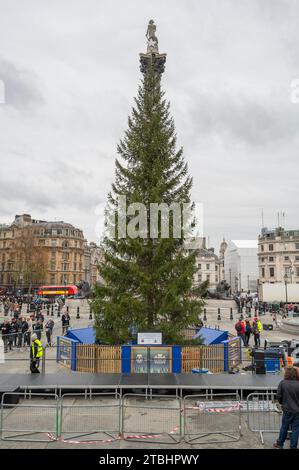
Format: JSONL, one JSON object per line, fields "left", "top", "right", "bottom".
{"left": 187, "top": 91, "right": 299, "bottom": 147}
{"left": 0, "top": 58, "right": 43, "bottom": 109}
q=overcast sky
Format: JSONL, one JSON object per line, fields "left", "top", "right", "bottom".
{"left": 0, "top": 0, "right": 298, "bottom": 250}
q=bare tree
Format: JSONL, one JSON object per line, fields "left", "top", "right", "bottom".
{"left": 12, "top": 226, "right": 48, "bottom": 297}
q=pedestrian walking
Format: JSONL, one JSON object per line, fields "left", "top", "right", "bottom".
{"left": 235, "top": 317, "right": 246, "bottom": 346}
{"left": 252, "top": 317, "right": 262, "bottom": 347}
{"left": 0, "top": 320, "right": 10, "bottom": 353}
{"left": 30, "top": 333, "right": 43, "bottom": 374}
{"left": 61, "top": 311, "right": 70, "bottom": 335}
{"left": 33, "top": 319, "right": 43, "bottom": 340}
{"left": 45, "top": 318, "right": 54, "bottom": 346}
{"left": 273, "top": 367, "right": 299, "bottom": 449}
{"left": 244, "top": 319, "right": 252, "bottom": 346}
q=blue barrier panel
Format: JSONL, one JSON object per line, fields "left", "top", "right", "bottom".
{"left": 172, "top": 346, "right": 182, "bottom": 373}
{"left": 56, "top": 336, "right": 79, "bottom": 370}
{"left": 122, "top": 345, "right": 131, "bottom": 373}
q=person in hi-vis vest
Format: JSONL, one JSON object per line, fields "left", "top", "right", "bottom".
{"left": 30, "top": 333, "right": 43, "bottom": 373}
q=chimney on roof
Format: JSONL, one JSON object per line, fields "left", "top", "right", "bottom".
{"left": 14, "top": 214, "right": 32, "bottom": 226}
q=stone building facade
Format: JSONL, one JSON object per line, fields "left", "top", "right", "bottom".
{"left": 83, "top": 241, "right": 103, "bottom": 288}
{"left": 193, "top": 238, "right": 219, "bottom": 291}
{"left": 258, "top": 227, "right": 299, "bottom": 284}
{"left": 0, "top": 214, "right": 85, "bottom": 290}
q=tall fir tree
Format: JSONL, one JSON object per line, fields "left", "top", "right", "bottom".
{"left": 92, "top": 29, "right": 207, "bottom": 344}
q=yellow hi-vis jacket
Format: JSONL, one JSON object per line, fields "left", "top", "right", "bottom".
{"left": 257, "top": 320, "right": 263, "bottom": 332}
{"left": 31, "top": 339, "right": 43, "bottom": 359}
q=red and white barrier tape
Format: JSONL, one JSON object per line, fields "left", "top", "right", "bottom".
{"left": 47, "top": 426, "right": 179, "bottom": 444}
{"left": 188, "top": 403, "right": 243, "bottom": 413}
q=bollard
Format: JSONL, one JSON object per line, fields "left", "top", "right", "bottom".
{"left": 203, "top": 308, "right": 207, "bottom": 322}
{"left": 57, "top": 306, "right": 60, "bottom": 317}
{"left": 76, "top": 307, "right": 80, "bottom": 319}
{"left": 47, "top": 304, "right": 50, "bottom": 316}
{"left": 217, "top": 308, "right": 221, "bottom": 321}
{"left": 230, "top": 307, "right": 233, "bottom": 320}
{"left": 89, "top": 307, "right": 93, "bottom": 320}
{"left": 51, "top": 305, "right": 54, "bottom": 316}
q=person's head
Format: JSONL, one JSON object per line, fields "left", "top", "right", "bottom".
{"left": 293, "top": 362, "right": 299, "bottom": 380}
{"left": 31, "top": 333, "right": 37, "bottom": 342}
{"left": 284, "top": 366, "right": 298, "bottom": 380}
{"left": 239, "top": 317, "right": 242, "bottom": 321}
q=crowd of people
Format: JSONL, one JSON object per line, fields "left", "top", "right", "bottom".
{"left": 0, "top": 295, "right": 71, "bottom": 354}
{"left": 234, "top": 316, "right": 263, "bottom": 347}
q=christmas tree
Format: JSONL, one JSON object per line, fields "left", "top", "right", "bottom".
{"left": 92, "top": 21, "right": 207, "bottom": 344}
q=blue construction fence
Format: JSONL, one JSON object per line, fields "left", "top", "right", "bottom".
{"left": 56, "top": 334, "right": 241, "bottom": 373}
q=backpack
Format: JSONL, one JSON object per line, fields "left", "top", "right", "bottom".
{"left": 236, "top": 322, "right": 242, "bottom": 332}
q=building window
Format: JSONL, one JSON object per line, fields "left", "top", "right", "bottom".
{"left": 206, "top": 264, "right": 210, "bottom": 270}
{"left": 262, "top": 268, "right": 265, "bottom": 277}
{"left": 269, "top": 256, "right": 274, "bottom": 262}
{"left": 215, "top": 265, "right": 218, "bottom": 271}
{"left": 261, "top": 245, "right": 264, "bottom": 252}
{"left": 50, "top": 263, "right": 55, "bottom": 271}
{"left": 295, "top": 243, "right": 299, "bottom": 250}
{"left": 198, "top": 274, "right": 202, "bottom": 282}
{"left": 215, "top": 276, "right": 218, "bottom": 282}
{"left": 269, "top": 244, "right": 274, "bottom": 251}
{"left": 284, "top": 256, "right": 289, "bottom": 261}
{"left": 296, "top": 268, "right": 299, "bottom": 277}
{"left": 50, "top": 275, "right": 55, "bottom": 284}
{"left": 206, "top": 274, "right": 210, "bottom": 282}
{"left": 51, "top": 239, "right": 57, "bottom": 247}
{"left": 269, "top": 267, "right": 275, "bottom": 277}
{"left": 74, "top": 263, "right": 77, "bottom": 271}
{"left": 296, "top": 256, "right": 299, "bottom": 261}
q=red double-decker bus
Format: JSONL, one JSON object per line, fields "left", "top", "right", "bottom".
{"left": 37, "top": 285, "right": 78, "bottom": 297}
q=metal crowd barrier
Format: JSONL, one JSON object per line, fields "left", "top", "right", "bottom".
{"left": 0, "top": 392, "right": 59, "bottom": 442}
{"left": 121, "top": 394, "right": 182, "bottom": 444}
{"left": 183, "top": 393, "right": 242, "bottom": 444}
{"left": 246, "top": 392, "right": 281, "bottom": 444}
{"left": 60, "top": 393, "right": 121, "bottom": 442}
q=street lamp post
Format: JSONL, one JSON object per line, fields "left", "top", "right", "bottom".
{"left": 284, "top": 273, "right": 288, "bottom": 305}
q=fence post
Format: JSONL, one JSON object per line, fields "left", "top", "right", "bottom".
{"left": 76, "top": 307, "right": 80, "bottom": 319}
{"left": 89, "top": 306, "right": 93, "bottom": 320}
{"left": 51, "top": 305, "right": 54, "bottom": 316}
{"left": 57, "top": 306, "right": 60, "bottom": 317}
{"left": 217, "top": 308, "right": 221, "bottom": 321}
{"left": 203, "top": 308, "right": 207, "bottom": 322}
{"left": 41, "top": 346, "right": 46, "bottom": 374}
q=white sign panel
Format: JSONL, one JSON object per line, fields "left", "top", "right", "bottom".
{"left": 137, "top": 332, "right": 162, "bottom": 345}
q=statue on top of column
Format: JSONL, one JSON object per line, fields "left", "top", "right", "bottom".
{"left": 146, "top": 19, "right": 159, "bottom": 54}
